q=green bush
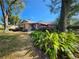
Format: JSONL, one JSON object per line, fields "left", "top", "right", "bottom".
{"left": 31, "top": 30, "right": 79, "bottom": 59}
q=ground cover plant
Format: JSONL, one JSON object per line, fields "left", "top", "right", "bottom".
{"left": 31, "top": 30, "right": 79, "bottom": 59}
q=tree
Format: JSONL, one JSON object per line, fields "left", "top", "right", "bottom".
{"left": 44, "top": 0, "right": 79, "bottom": 32}
{"left": 9, "top": 15, "right": 20, "bottom": 25}
{"left": 58, "top": 0, "right": 79, "bottom": 32}
{"left": 0, "top": 0, "right": 24, "bottom": 32}
{"left": 68, "top": 18, "right": 79, "bottom": 25}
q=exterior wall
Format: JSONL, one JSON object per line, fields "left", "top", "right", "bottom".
{"left": 20, "top": 22, "right": 32, "bottom": 31}
{"left": 24, "top": 23, "right": 31, "bottom": 31}
{"left": 20, "top": 21, "right": 55, "bottom": 31}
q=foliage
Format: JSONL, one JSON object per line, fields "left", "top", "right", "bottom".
{"left": 9, "top": 15, "right": 20, "bottom": 25}
{"left": 0, "top": 0, "right": 24, "bottom": 15}
{"left": 69, "top": 18, "right": 79, "bottom": 26}
{"left": 44, "top": 0, "right": 79, "bottom": 32}
{"left": 1, "top": 15, "right": 21, "bottom": 25}
{"left": 45, "top": 0, "right": 79, "bottom": 18}
{"left": 0, "top": 0, "right": 25, "bottom": 32}
{"left": 31, "top": 30, "right": 79, "bottom": 59}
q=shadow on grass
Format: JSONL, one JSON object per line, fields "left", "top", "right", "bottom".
{"left": 0, "top": 33, "right": 48, "bottom": 59}
{"left": 0, "top": 34, "right": 29, "bottom": 57}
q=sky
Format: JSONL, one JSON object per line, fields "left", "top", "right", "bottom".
{"left": 0, "top": 0, "right": 59, "bottom": 23}
{"left": 19, "top": 0, "right": 59, "bottom": 23}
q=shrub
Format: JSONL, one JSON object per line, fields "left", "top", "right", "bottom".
{"left": 31, "top": 30, "right": 79, "bottom": 59}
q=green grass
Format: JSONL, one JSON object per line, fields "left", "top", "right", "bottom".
{"left": 0, "top": 33, "right": 28, "bottom": 57}
{"left": 0, "top": 34, "right": 19, "bottom": 57}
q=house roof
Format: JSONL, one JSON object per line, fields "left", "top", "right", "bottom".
{"left": 21, "top": 20, "right": 56, "bottom": 26}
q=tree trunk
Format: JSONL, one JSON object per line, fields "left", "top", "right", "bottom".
{"left": 58, "top": 0, "right": 68, "bottom": 32}
{"left": 4, "top": 12, "right": 9, "bottom": 32}
{"left": 0, "top": 0, "right": 9, "bottom": 32}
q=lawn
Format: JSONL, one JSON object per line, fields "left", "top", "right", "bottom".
{"left": 0, "top": 32, "right": 46, "bottom": 59}
{"left": 0, "top": 32, "right": 27, "bottom": 56}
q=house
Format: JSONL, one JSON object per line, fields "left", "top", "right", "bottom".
{"left": 19, "top": 20, "right": 32, "bottom": 31}
{"left": 19, "top": 20, "right": 56, "bottom": 31}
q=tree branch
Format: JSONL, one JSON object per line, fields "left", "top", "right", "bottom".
{"left": 9, "top": 0, "right": 18, "bottom": 7}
